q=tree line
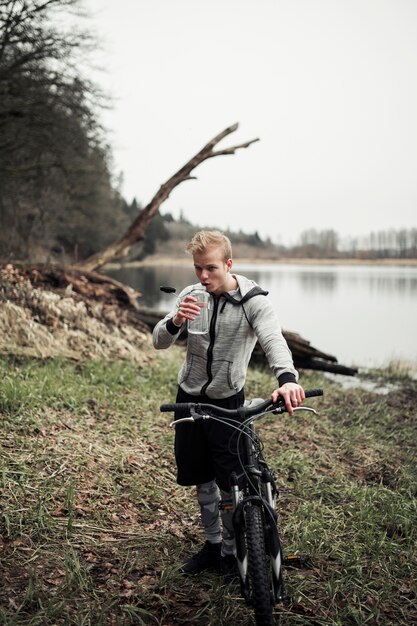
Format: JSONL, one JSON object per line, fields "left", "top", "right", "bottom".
{"left": 288, "top": 227, "right": 417, "bottom": 259}
{"left": 155, "top": 218, "right": 417, "bottom": 260}
{"left": 0, "top": 0, "right": 135, "bottom": 263}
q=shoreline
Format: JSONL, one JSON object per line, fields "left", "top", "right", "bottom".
{"left": 105, "top": 256, "right": 417, "bottom": 269}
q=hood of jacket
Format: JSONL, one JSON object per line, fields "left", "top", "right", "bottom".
{"left": 222, "top": 274, "right": 268, "bottom": 305}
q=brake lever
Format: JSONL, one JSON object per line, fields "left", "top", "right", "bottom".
{"left": 170, "top": 406, "right": 208, "bottom": 427}
{"left": 293, "top": 406, "right": 318, "bottom": 415}
{"left": 169, "top": 417, "right": 194, "bottom": 427}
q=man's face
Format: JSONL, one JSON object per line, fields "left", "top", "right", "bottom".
{"left": 193, "top": 246, "right": 233, "bottom": 295}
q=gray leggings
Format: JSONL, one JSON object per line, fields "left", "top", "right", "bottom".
{"left": 197, "top": 480, "right": 235, "bottom": 556}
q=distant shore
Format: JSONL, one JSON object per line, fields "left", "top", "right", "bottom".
{"left": 105, "top": 255, "right": 417, "bottom": 270}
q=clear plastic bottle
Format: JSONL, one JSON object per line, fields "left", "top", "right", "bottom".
{"left": 187, "top": 290, "right": 210, "bottom": 335}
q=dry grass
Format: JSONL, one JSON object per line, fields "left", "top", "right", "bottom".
{"left": 0, "top": 351, "right": 416, "bottom": 625}
{"left": 0, "top": 265, "right": 154, "bottom": 365}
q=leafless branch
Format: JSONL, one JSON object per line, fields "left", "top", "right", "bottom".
{"left": 75, "top": 123, "right": 259, "bottom": 272}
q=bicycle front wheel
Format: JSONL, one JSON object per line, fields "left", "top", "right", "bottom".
{"left": 246, "top": 504, "right": 275, "bottom": 626}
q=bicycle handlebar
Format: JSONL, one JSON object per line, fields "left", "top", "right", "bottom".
{"left": 160, "top": 388, "right": 323, "bottom": 418}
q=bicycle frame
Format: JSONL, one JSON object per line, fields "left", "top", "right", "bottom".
{"left": 229, "top": 416, "right": 286, "bottom": 605}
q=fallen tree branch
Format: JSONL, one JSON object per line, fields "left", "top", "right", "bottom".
{"left": 74, "top": 123, "right": 259, "bottom": 273}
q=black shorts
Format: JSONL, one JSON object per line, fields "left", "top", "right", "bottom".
{"left": 174, "top": 386, "right": 245, "bottom": 492}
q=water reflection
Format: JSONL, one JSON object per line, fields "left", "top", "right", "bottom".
{"left": 235, "top": 263, "right": 417, "bottom": 296}
{"left": 297, "top": 271, "right": 338, "bottom": 292}
{"left": 106, "top": 262, "right": 417, "bottom": 368}
{"left": 111, "top": 265, "right": 196, "bottom": 308}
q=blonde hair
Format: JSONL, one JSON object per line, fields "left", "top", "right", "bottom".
{"left": 185, "top": 230, "right": 232, "bottom": 262}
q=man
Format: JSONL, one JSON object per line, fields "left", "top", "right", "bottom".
{"left": 153, "top": 230, "right": 304, "bottom": 575}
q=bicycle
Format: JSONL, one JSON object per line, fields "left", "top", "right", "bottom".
{"left": 160, "top": 388, "right": 323, "bottom": 626}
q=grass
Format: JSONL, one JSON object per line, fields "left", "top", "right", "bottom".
{"left": 0, "top": 350, "right": 416, "bottom": 625}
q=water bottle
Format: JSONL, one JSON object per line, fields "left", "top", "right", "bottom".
{"left": 187, "top": 290, "right": 210, "bottom": 335}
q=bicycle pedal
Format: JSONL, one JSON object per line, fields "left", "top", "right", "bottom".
{"left": 219, "top": 502, "right": 235, "bottom": 511}
{"left": 283, "top": 554, "right": 311, "bottom": 569}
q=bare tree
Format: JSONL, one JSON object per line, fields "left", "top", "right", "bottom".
{"left": 75, "top": 123, "right": 259, "bottom": 272}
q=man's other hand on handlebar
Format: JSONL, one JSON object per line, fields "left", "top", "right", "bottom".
{"left": 272, "top": 382, "right": 305, "bottom": 415}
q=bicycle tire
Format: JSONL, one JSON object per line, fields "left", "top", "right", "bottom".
{"left": 245, "top": 504, "right": 275, "bottom": 626}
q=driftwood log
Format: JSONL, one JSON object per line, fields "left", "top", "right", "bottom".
{"left": 136, "top": 307, "right": 358, "bottom": 376}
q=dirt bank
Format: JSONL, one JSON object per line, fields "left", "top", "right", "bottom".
{"left": 0, "top": 264, "right": 155, "bottom": 366}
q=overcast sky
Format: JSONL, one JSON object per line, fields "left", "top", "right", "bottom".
{"left": 81, "top": 0, "right": 417, "bottom": 245}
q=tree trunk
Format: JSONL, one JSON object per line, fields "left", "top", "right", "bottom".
{"left": 75, "top": 123, "right": 259, "bottom": 272}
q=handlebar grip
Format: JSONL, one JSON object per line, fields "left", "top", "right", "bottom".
{"left": 304, "top": 388, "right": 324, "bottom": 398}
{"left": 160, "top": 389, "right": 324, "bottom": 415}
{"left": 160, "top": 402, "right": 192, "bottom": 413}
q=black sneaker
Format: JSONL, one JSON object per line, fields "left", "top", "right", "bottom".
{"left": 181, "top": 541, "right": 222, "bottom": 575}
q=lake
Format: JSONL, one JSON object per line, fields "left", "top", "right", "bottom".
{"left": 107, "top": 262, "right": 417, "bottom": 371}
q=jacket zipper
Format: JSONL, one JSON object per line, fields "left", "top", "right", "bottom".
{"left": 200, "top": 295, "right": 219, "bottom": 395}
